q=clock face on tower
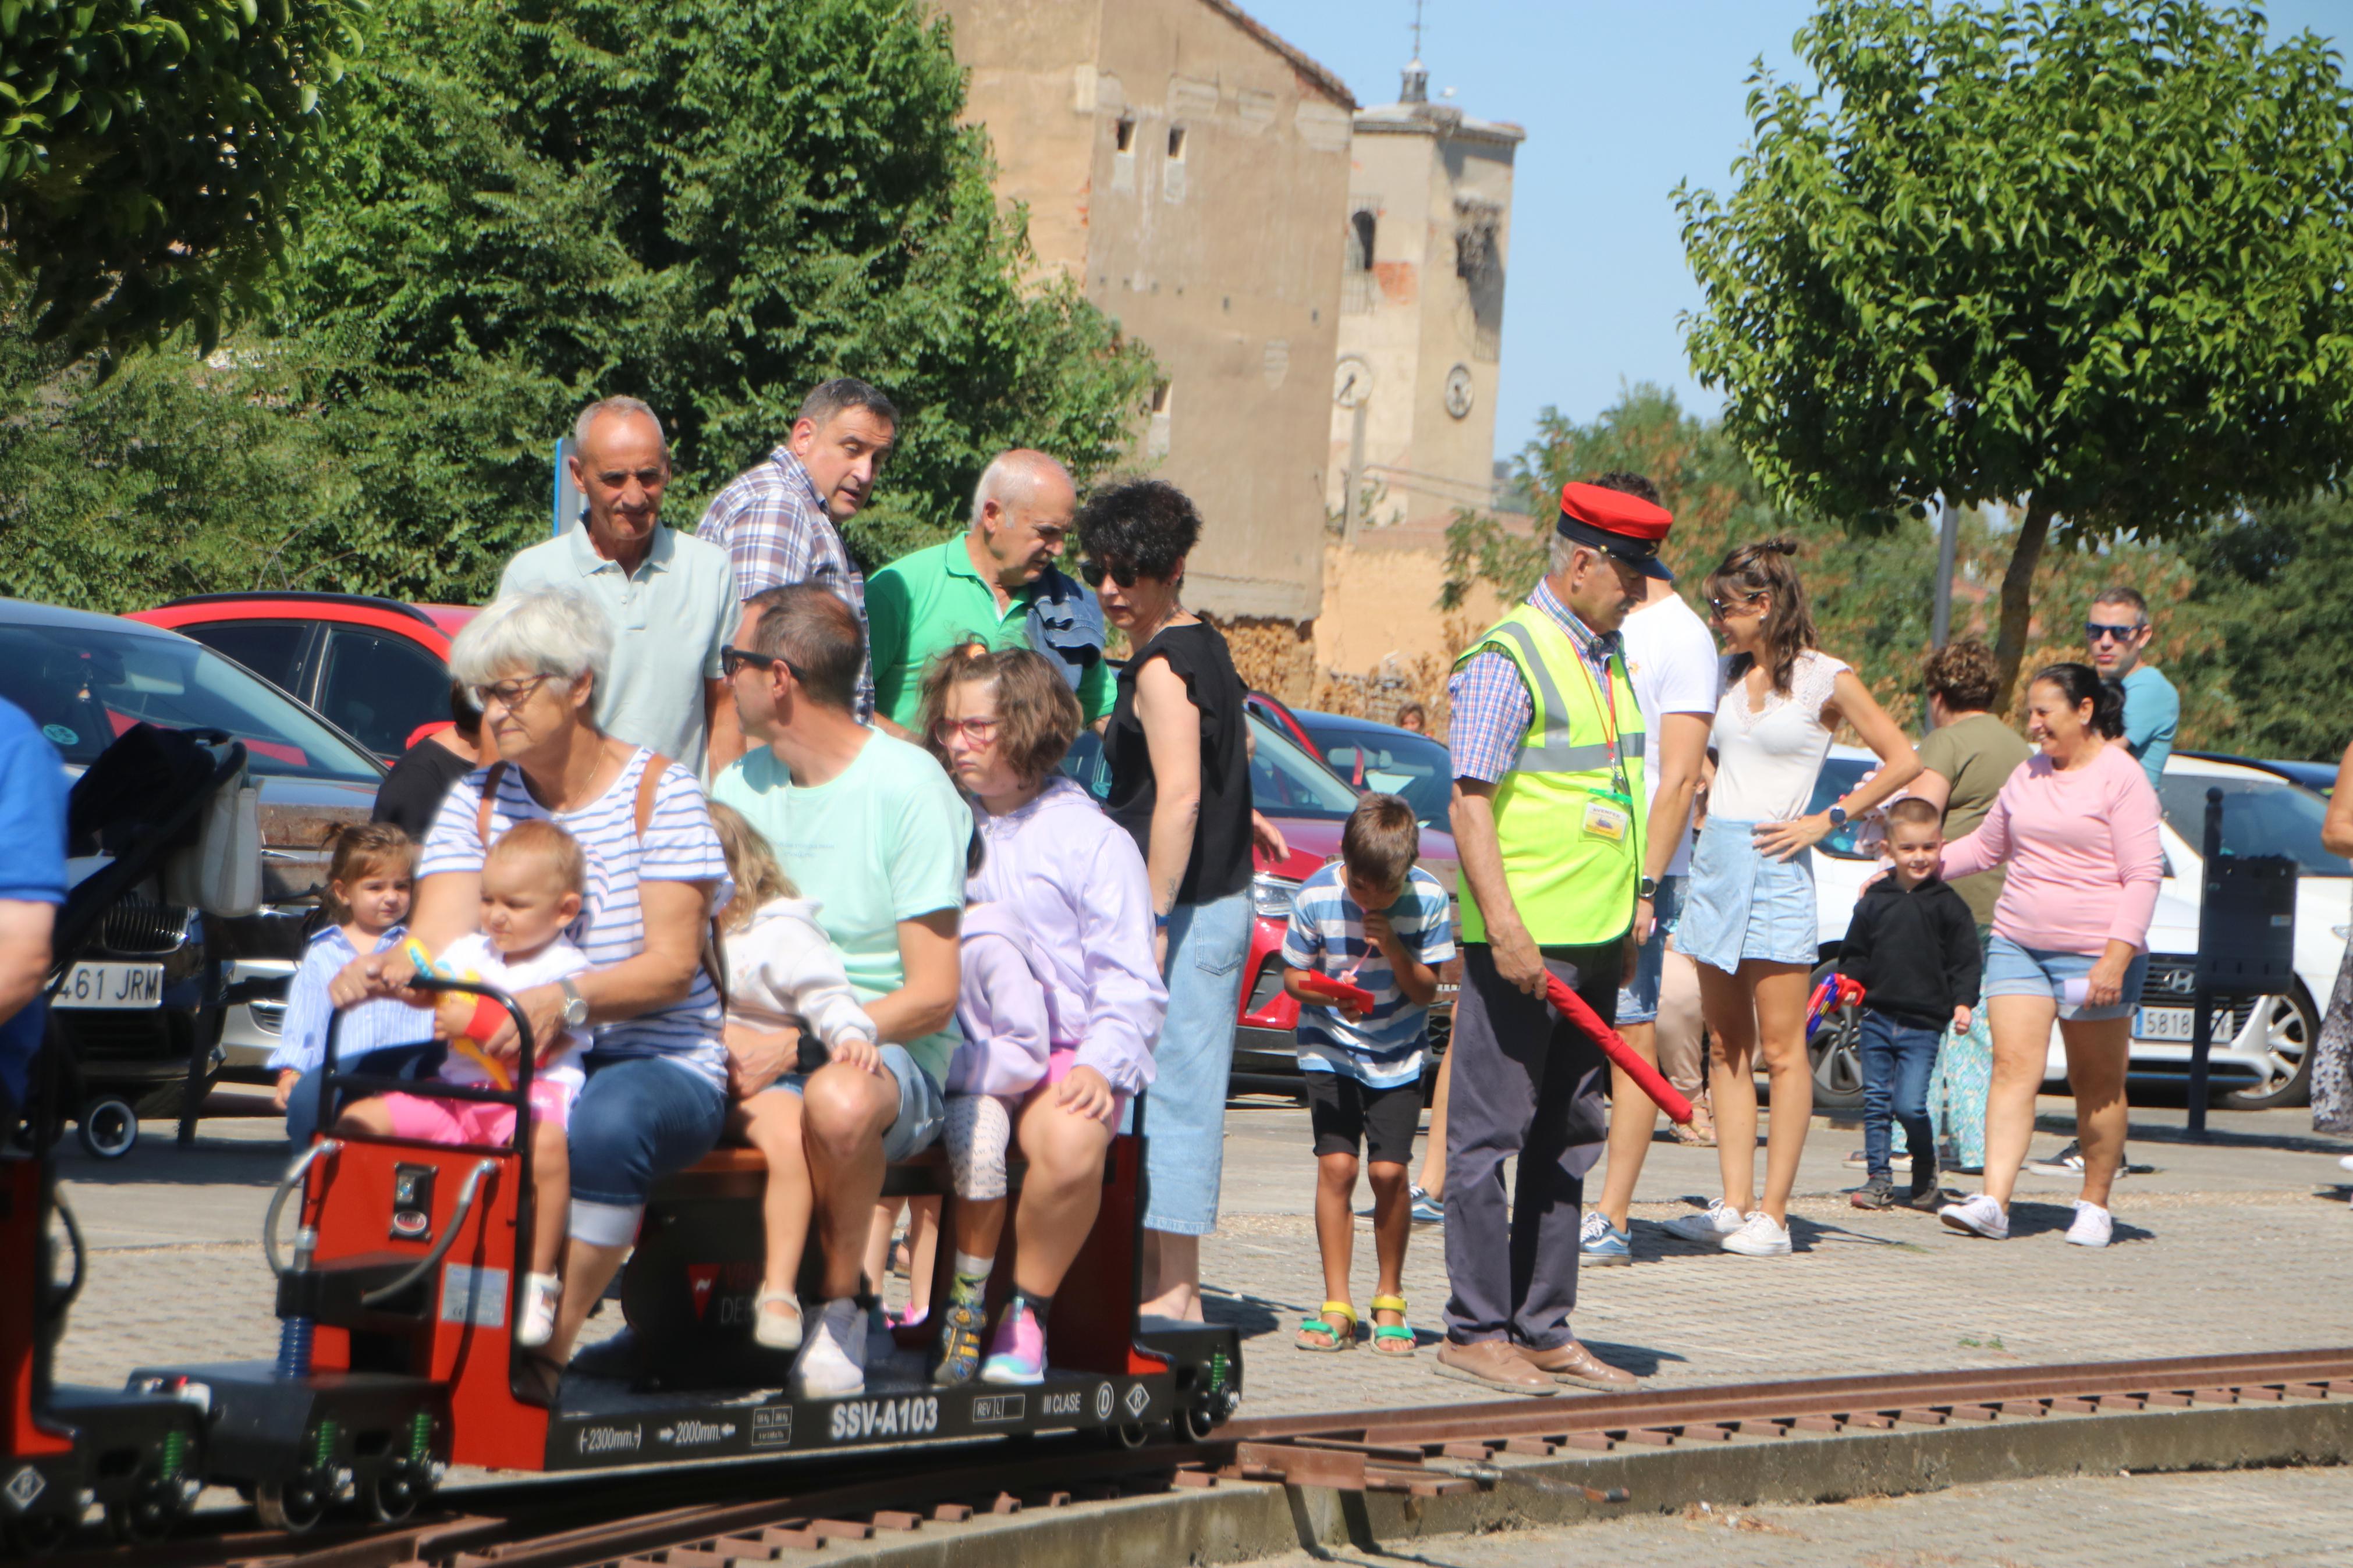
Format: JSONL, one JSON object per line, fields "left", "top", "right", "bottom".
{"left": 1443, "top": 363, "right": 1475, "bottom": 419}
{"left": 1333, "top": 354, "right": 1372, "bottom": 410}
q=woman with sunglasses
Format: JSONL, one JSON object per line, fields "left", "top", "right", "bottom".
{"left": 329, "top": 586, "right": 734, "bottom": 1382}
{"left": 1076, "top": 478, "right": 1283, "bottom": 1321}
{"left": 1666, "top": 538, "right": 1919, "bottom": 1258}
{"left": 917, "top": 642, "right": 1165, "bottom": 1382}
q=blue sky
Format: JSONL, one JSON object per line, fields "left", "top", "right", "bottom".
{"left": 1242, "top": 0, "right": 2350, "bottom": 463}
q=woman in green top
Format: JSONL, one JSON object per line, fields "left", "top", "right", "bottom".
{"left": 1907, "top": 641, "right": 2033, "bottom": 1173}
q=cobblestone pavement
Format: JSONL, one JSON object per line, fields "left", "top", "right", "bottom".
{"left": 1243, "top": 1465, "right": 2353, "bottom": 1566}
{"left": 45, "top": 1087, "right": 2353, "bottom": 1420}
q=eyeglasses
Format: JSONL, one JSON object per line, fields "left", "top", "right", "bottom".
{"left": 2085, "top": 622, "right": 2146, "bottom": 644}
{"left": 1077, "top": 557, "right": 1139, "bottom": 588}
{"left": 931, "top": 716, "right": 1002, "bottom": 745}
{"left": 469, "top": 673, "right": 557, "bottom": 710}
{"left": 720, "top": 645, "right": 807, "bottom": 683}
{"left": 1707, "top": 593, "right": 1763, "bottom": 619}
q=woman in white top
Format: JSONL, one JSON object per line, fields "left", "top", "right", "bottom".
{"left": 1666, "top": 538, "right": 1919, "bottom": 1258}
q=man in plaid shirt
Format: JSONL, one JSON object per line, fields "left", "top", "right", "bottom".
{"left": 698, "top": 378, "right": 897, "bottom": 759}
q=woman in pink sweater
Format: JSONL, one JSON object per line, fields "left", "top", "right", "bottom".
{"left": 1933, "top": 663, "right": 2163, "bottom": 1250}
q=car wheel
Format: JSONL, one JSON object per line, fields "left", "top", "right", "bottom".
{"left": 77, "top": 1098, "right": 138, "bottom": 1160}
{"left": 1804, "top": 960, "right": 1868, "bottom": 1114}
{"left": 2218, "top": 984, "right": 2318, "bottom": 1110}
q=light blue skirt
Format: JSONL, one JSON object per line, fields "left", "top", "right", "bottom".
{"left": 1678, "top": 816, "right": 1819, "bottom": 975}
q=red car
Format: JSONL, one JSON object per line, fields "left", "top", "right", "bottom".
{"left": 130, "top": 592, "right": 478, "bottom": 762}
{"left": 1062, "top": 704, "right": 1458, "bottom": 1095}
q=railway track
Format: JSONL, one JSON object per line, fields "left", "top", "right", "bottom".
{"left": 49, "top": 1347, "right": 2353, "bottom": 1568}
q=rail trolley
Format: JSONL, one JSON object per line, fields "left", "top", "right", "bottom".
{"left": 127, "top": 991, "right": 1243, "bottom": 1530}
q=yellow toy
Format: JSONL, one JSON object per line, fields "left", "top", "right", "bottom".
{"left": 403, "top": 937, "right": 514, "bottom": 1090}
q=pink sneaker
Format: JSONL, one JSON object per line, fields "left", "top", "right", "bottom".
{"left": 979, "top": 1297, "right": 1046, "bottom": 1386}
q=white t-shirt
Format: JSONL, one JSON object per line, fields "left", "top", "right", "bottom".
{"left": 428, "top": 930, "right": 595, "bottom": 1094}
{"left": 1620, "top": 593, "right": 1722, "bottom": 879}
{"left": 1708, "top": 649, "right": 1849, "bottom": 825}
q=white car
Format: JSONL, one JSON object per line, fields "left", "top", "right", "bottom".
{"left": 1803, "top": 748, "right": 2345, "bottom": 1111}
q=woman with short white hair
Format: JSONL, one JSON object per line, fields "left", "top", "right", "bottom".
{"left": 332, "top": 586, "right": 733, "bottom": 1381}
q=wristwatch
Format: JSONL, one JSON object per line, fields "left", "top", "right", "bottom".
{"left": 1637, "top": 876, "right": 1660, "bottom": 901}
{"left": 558, "top": 977, "right": 589, "bottom": 1030}
{"left": 1825, "top": 803, "right": 1851, "bottom": 831}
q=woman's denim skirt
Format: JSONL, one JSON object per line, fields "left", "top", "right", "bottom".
{"left": 1677, "top": 815, "right": 1819, "bottom": 975}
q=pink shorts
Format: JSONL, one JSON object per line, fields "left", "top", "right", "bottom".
{"left": 380, "top": 1077, "right": 573, "bottom": 1147}
{"left": 1024, "top": 1047, "right": 1130, "bottom": 1124}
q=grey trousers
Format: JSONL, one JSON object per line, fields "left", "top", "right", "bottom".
{"left": 1441, "top": 940, "right": 1619, "bottom": 1350}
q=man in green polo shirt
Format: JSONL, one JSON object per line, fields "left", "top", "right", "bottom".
{"left": 865, "top": 449, "right": 1112, "bottom": 735}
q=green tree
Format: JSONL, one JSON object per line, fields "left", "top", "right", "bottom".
{"left": 272, "top": 0, "right": 1152, "bottom": 600}
{"left": 1676, "top": 0, "right": 2353, "bottom": 705}
{"left": 1, "top": 0, "right": 365, "bottom": 362}
{"left": 2173, "top": 494, "right": 2353, "bottom": 762}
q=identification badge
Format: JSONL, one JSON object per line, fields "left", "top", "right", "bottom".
{"left": 1582, "top": 798, "right": 1631, "bottom": 842}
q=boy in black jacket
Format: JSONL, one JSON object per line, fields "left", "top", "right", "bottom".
{"left": 1840, "top": 798, "right": 1982, "bottom": 1211}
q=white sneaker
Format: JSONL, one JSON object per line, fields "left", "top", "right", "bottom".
{"left": 789, "top": 1299, "right": 868, "bottom": 1398}
{"left": 516, "top": 1271, "right": 560, "bottom": 1348}
{"left": 2338, "top": 1154, "right": 2353, "bottom": 1173}
{"left": 1663, "top": 1199, "right": 1745, "bottom": 1244}
{"left": 1939, "top": 1193, "right": 2008, "bottom": 1239}
{"left": 2065, "top": 1201, "right": 2113, "bottom": 1249}
{"left": 753, "top": 1288, "right": 803, "bottom": 1352}
{"left": 1720, "top": 1211, "right": 1791, "bottom": 1256}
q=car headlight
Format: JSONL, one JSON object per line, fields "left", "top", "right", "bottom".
{"left": 1251, "top": 873, "right": 1300, "bottom": 920}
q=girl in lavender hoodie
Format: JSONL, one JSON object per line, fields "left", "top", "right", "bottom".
{"left": 921, "top": 645, "right": 1166, "bottom": 1388}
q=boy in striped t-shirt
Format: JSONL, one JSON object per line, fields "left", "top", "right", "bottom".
{"left": 1280, "top": 794, "right": 1453, "bottom": 1356}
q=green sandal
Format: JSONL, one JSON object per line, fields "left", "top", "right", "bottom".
{"left": 1295, "top": 1300, "right": 1358, "bottom": 1352}
{"left": 1368, "top": 1293, "right": 1415, "bottom": 1356}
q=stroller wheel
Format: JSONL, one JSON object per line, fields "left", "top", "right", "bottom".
{"left": 78, "top": 1097, "right": 137, "bottom": 1160}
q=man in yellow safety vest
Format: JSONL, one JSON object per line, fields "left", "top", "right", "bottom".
{"left": 1434, "top": 481, "right": 1674, "bottom": 1396}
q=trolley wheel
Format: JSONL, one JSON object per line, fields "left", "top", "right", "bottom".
{"left": 105, "top": 1481, "right": 179, "bottom": 1545}
{"left": 255, "top": 1478, "right": 328, "bottom": 1534}
{"left": 1108, "top": 1419, "right": 1154, "bottom": 1450}
{"left": 1180, "top": 1402, "right": 1219, "bottom": 1442}
{"left": 365, "top": 1463, "right": 429, "bottom": 1525}
{"left": 76, "top": 1097, "right": 137, "bottom": 1159}
{"left": 2, "top": 1513, "right": 74, "bottom": 1556}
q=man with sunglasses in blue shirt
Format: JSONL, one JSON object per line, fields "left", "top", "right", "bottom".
{"left": 2085, "top": 586, "right": 2177, "bottom": 792}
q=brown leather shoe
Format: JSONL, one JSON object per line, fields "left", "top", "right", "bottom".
{"left": 1516, "top": 1339, "right": 1638, "bottom": 1391}
{"left": 1434, "top": 1338, "right": 1559, "bottom": 1396}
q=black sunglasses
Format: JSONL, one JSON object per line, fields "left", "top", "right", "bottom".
{"left": 720, "top": 645, "right": 804, "bottom": 681}
{"left": 1078, "top": 557, "right": 1140, "bottom": 589}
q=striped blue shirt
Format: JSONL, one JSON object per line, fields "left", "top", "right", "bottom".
{"left": 418, "top": 749, "right": 733, "bottom": 1091}
{"left": 1279, "top": 864, "right": 1455, "bottom": 1087}
{"left": 269, "top": 923, "right": 436, "bottom": 1075}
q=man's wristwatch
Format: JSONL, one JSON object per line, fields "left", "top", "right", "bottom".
{"left": 558, "top": 977, "right": 590, "bottom": 1030}
{"left": 1637, "top": 876, "right": 1660, "bottom": 901}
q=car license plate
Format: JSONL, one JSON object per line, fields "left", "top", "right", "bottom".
{"left": 54, "top": 962, "right": 165, "bottom": 1011}
{"left": 2132, "top": 1006, "right": 2231, "bottom": 1043}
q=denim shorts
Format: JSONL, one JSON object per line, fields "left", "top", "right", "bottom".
{"left": 1615, "top": 873, "right": 1688, "bottom": 1025}
{"left": 567, "top": 1055, "right": 728, "bottom": 1245}
{"left": 1981, "top": 934, "right": 2152, "bottom": 1023}
{"left": 764, "top": 1042, "right": 947, "bottom": 1165}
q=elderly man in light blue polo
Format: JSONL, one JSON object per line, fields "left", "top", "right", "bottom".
{"left": 499, "top": 397, "right": 739, "bottom": 771}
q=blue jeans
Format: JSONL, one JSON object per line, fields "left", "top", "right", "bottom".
{"left": 284, "top": 1041, "right": 444, "bottom": 1148}
{"left": 1860, "top": 1009, "right": 1940, "bottom": 1183}
{"left": 1614, "top": 874, "right": 1687, "bottom": 1025}
{"left": 1140, "top": 886, "right": 1252, "bottom": 1235}
{"left": 566, "top": 1055, "right": 727, "bottom": 1246}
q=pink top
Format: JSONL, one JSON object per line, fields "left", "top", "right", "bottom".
{"left": 1940, "top": 743, "right": 2165, "bottom": 955}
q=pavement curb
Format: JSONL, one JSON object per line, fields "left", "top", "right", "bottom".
{"left": 810, "top": 1399, "right": 2353, "bottom": 1567}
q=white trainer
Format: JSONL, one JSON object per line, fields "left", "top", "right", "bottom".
{"left": 2065, "top": 1201, "right": 2114, "bottom": 1249}
{"left": 1720, "top": 1211, "right": 1792, "bottom": 1256}
{"left": 789, "top": 1299, "right": 868, "bottom": 1398}
{"left": 516, "top": 1271, "right": 560, "bottom": 1349}
{"left": 2338, "top": 1154, "right": 2353, "bottom": 1172}
{"left": 1939, "top": 1193, "right": 2008, "bottom": 1239}
{"left": 1662, "top": 1199, "right": 1745, "bottom": 1245}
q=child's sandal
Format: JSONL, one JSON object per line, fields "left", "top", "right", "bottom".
{"left": 1295, "top": 1300, "right": 1358, "bottom": 1352}
{"left": 1368, "top": 1293, "right": 1415, "bottom": 1356}
{"left": 752, "top": 1288, "right": 803, "bottom": 1352}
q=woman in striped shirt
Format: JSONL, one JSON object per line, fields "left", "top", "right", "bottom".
{"left": 332, "top": 588, "right": 733, "bottom": 1375}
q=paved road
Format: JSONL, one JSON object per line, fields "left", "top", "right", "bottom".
{"left": 41, "top": 1082, "right": 2353, "bottom": 1416}
{"left": 1245, "top": 1465, "right": 2353, "bottom": 1566}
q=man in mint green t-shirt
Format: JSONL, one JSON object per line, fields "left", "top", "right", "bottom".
{"left": 711, "top": 584, "right": 971, "bottom": 1399}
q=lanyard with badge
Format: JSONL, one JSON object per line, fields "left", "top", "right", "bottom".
{"left": 1570, "top": 641, "right": 1637, "bottom": 845}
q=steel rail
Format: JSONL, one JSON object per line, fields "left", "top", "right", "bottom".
{"left": 155, "top": 1346, "right": 2353, "bottom": 1568}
